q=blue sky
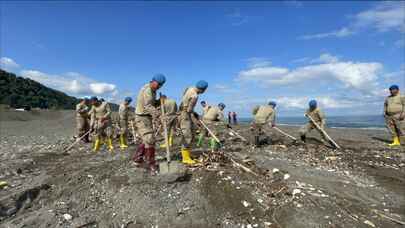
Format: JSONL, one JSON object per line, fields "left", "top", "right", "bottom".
{"left": 1, "top": 1, "right": 404, "bottom": 117}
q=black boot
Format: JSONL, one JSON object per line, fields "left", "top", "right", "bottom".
{"left": 300, "top": 135, "right": 306, "bottom": 142}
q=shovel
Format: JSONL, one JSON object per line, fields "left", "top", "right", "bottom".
{"left": 305, "top": 114, "right": 341, "bottom": 149}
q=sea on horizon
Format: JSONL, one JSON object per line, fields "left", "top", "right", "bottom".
{"left": 237, "top": 115, "right": 387, "bottom": 130}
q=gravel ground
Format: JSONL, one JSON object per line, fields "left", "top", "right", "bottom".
{"left": 0, "top": 110, "right": 404, "bottom": 228}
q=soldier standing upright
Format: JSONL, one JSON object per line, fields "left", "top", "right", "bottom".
{"left": 132, "top": 74, "right": 166, "bottom": 174}
{"left": 118, "top": 97, "right": 133, "bottom": 149}
{"left": 384, "top": 85, "right": 405, "bottom": 147}
{"left": 76, "top": 97, "right": 90, "bottom": 143}
{"left": 89, "top": 97, "right": 113, "bottom": 152}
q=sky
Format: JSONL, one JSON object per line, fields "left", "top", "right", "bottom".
{"left": 1, "top": 1, "right": 404, "bottom": 117}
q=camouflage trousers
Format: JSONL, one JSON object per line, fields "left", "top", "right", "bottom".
{"left": 93, "top": 119, "right": 113, "bottom": 138}
{"left": 135, "top": 115, "right": 155, "bottom": 148}
{"left": 299, "top": 122, "right": 327, "bottom": 140}
{"left": 251, "top": 122, "right": 273, "bottom": 145}
{"left": 179, "top": 111, "right": 196, "bottom": 149}
{"left": 119, "top": 119, "right": 128, "bottom": 136}
{"left": 76, "top": 116, "right": 90, "bottom": 138}
{"left": 385, "top": 113, "right": 405, "bottom": 137}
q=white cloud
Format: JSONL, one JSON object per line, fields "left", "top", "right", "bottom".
{"left": 89, "top": 83, "right": 116, "bottom": 95}
{"left": 20, "top": 69, "right": 117, "bottom": 97}
{"left": 246, "top": 57, "right": 272, "bottom": 68}
{"left": 300, "top": 2, "right": 405, "bottom": 40}
{"left": 310, "top": 53, "right": 340, "bottom": 64}
{"left": 276, "top": 96, "right": 356, "bottom": 109}
{"left": 353, "top": 1, "right": 405, "bottom": 33}
{"left": 299, "top": 27, "right": 354, "bottom": 40}
{"left": 237, "top": 54, "right": 383, "bottom": 94}
{"left": 0, "top": 57, "right": 20, "bottom": 70}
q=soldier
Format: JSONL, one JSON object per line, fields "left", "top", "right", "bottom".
{"left": 89, "top": 96, "right": 114, "bottom": 152}
{"left": 132, "top": 74, "right": 166, "bottom": 174}
{"left": 179, "top": 80, "right": 208, "bottom": 165}
{"left": 159, "top": 95, "right": 178, "bottom": 148}
{"left": 202, "top": 103, "right": 226, "bottom": 151}
{"left": 251, "top": 101, "right": 276, "bottom": 146}
{"left": 384, "top": 85, "right": 405, "bottom": 146}
{"left": 76, "top": 97, "right": 90, "bottom": 143}
{"left": 118, "top": 97, "right": 133, "bottom": 149}
{"left": 196, "top": 100, "right": 211, "bottom": 147}
{"left": 299, "top": 100, "right": 327, "bottom": 142}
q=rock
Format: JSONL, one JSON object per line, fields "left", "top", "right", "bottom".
{"left": 242, "top": 201, "right": 251, "bottom": 207}
{"left": 283, "top": 174, "right": 290, "bottom": 180}
{"left": 363, "top": 220, "right": 375, "bottom": 227}
{"left": 63, "top": 213, "right": 72, "bottom": 221}
{"left": 292, "top": 189, "right": 301, "bottom": 197}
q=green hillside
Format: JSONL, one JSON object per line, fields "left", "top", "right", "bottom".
{"left": 0, "top": 69, "right": 79, "bottom": 109}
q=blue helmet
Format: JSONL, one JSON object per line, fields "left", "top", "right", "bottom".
{"left": 309, "top": 100, "right": 317, "bottom": 108}
{"left": 268, "top": 101, "right": 277, "bottom": 107}
{"left": 218, "top": 103, "right": 226, "bottom": 108}
{"left": 389, "top": 84, "right": 399, "bottom": 90}
{"left": 152, "top": 73, "right": 166, "bottom": 85}
{"left": 196, "top": 80, "right": 208, "bottom": 90}
{"left": 125, "top": 97, "right": 132, "bottom": 103}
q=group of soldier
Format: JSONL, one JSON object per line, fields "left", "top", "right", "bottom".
{"left": 75, "top": 74, "right": 404, "bottom": 175}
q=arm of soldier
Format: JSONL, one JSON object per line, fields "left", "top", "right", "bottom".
{"left": 383, "top": 98, "right": 388, "bottom": 117}
{"left": 89, "top": 107, "right": 95, "bottom": 129}
{"left": 143, "top": 90, "right": 160, "bottom": 118}
{"left": 102, "top": 103, "right": 112, "bottom": 120}
{"left": 186, "top": 96, "right": 198, "bottom": 113}
{"left": 77, "top": 104, "right": 88, "bottom": 114}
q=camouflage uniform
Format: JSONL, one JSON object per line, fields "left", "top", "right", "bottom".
{"left": 134, "top": 84, "right": 159, "bottom": 148}
{"left": 89, "top": 101, "right": 113, "bottom": 138}
{"left": 299, "top": 108, "right": 327, "bottom": 140}
{"left": 179, "top": 87, "right": 199, "bottom": 149}
{"left": 162, "top": 98, "right": 178, "bottom": 138}
{"left": 76, "top": 102, "right": 90, "bottom": 141}
{"left": 119, "top": 103, "right": 130, "bottom": 136}
{"left": 251, "top": 105, "right": 276, "bottom": 145}
{"left": 384, "top": 93, "right": 405, "bottom": 137}
{"left": 203, "top": 106, "right": 225, "bottom": 139}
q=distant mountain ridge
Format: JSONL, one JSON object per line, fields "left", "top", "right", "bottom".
{"left": 0, "top": 69, "right": 119, "bottom": 110}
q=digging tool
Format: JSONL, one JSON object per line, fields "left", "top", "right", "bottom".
{"left": 160, "top": 93, "right": 171, "bottom": 170}
{"left": 199, "top": 120, "right": 221, "bottom": 144}
{"left": 129, "top": 120, "right": 137, "bottom": 144}
{"left": 228, "top": 127, "right": 248, "bottom": 142}
{"left": 272, "top": 125, "right": 297, "bottom": 141}
{"left": 64, "top": 129, "right": 92, "bottom": 152}
{"left": 305, "top": 114, "right": 341, "bottom": 149}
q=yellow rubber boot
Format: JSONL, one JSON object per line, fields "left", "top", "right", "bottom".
{"left": 120, "top": 134, "right": 128, "bottom": 149}
{"left": 169, "top": 134, "right": 173, "bottom": 146}
{"left": 181, "top": 148, "right": 197, "bottom": 165}
{"left": 93, "top": 138, "right": 101, "bottom": 152}
{"left": 389, "top": 136, "right": 401, "bottom": 147}
{"left": 107, "top": 138, "right": 114, "bottom": 152}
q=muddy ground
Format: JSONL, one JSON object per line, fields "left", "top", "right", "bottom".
{"left": 0, "top": 110, "right": 404, "bottom": 228}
